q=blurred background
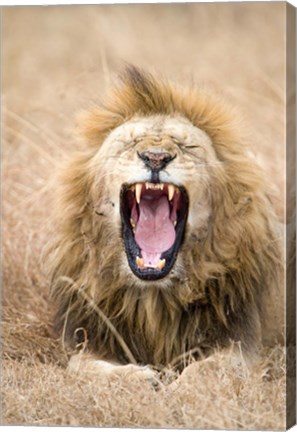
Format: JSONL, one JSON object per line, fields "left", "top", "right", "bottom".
{"left": 2, "top": 2, "right": 286, "bottom": 214}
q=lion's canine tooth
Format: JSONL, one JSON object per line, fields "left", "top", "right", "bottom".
{"left": 157, "top": 259, "right": 166, "bottom": 270}
{"left": 136, "top": 256, "right": 144, "bottom": 268}
{"left": 168, "top": 184, "right": 175, "bottom": 201}
{"left": 135, "top": 183, "right": 142, "bottom": 203}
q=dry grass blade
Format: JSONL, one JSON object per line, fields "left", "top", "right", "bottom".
{"left": 5, "top": 107, "right": 68, "bottom": 148}
{"left": 60, "top": 276, "right": 137, "bottom": 365}
{"left": 4, "top": 124, "right": 58, "bottom": 165}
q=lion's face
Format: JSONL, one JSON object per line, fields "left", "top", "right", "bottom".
{"left": 91, "top": 114, "right": 217, "bottom": 281}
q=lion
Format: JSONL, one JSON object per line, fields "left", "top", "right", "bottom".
{"left": 46, "top": 66, "right": 283, "bottom": 379}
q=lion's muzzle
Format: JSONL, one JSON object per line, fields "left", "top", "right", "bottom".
{"left": 138, "top": 150, "right": 176, "bottom": 172}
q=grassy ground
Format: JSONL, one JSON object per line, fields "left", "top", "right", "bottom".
{"left": 2, "top": 3, "right": 289, "bottom": 429}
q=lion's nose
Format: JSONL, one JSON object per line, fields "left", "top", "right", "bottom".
{"left": 137, "top": 151, "right": 176, "bottom": 172}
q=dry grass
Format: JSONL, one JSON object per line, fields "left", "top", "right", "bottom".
{"left": 1, "top": 3, "right": 290, "bottom": 429}
{"left": 2, "top": 347, "right": 286, "bottom": 429}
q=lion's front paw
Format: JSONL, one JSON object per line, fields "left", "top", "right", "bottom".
{"left": 122, "top": 364, "right": 161, "bottom": 388}
{"left": 68, "top": 353, "right": 161, "bottom": 388}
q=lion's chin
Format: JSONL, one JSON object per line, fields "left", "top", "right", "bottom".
{"left": 120, "top": 181, "right": 189, "bottom": 281}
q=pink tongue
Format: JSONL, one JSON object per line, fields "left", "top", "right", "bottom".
{"left": 135, "top": 195, "right": 176, "bottom": 260}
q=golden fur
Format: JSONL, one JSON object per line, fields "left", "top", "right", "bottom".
{"left": 46, "top": 66, "right": 282, "bottom": 370}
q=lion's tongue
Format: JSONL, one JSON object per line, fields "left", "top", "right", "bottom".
{"left": 135, "top": 195, "right": 175, "bottom": 266}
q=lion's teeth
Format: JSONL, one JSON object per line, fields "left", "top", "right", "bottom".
{"left": 133, "top": 182, "right": 175, "bottom": 200}
{"left": 135, "top": 183, "right": 142, "bottom": 204}
{"left": 157, "top": 259, "right": 166, "bottom": 270}
{"left": 145, "top": 182, "right": 165, "bottom": 190}
{"left": 136, "top": 257, "right": 166, "bottom": 270}
{"left": 168, "top": 184, "right": 175, "bottom": 201}
{"left": 136, "top": 256, "right": 144, "bottom": 268}
{"left": 130, "top": 218, "right": 136, "bottom": 229}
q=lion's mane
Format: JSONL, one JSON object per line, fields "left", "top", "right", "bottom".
{"left": 46, "top": 66, "right": 282, "bottom": 369}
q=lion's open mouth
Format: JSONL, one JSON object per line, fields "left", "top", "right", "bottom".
{"left": 120, "top": 182, "right": 189, "bottom": 280}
